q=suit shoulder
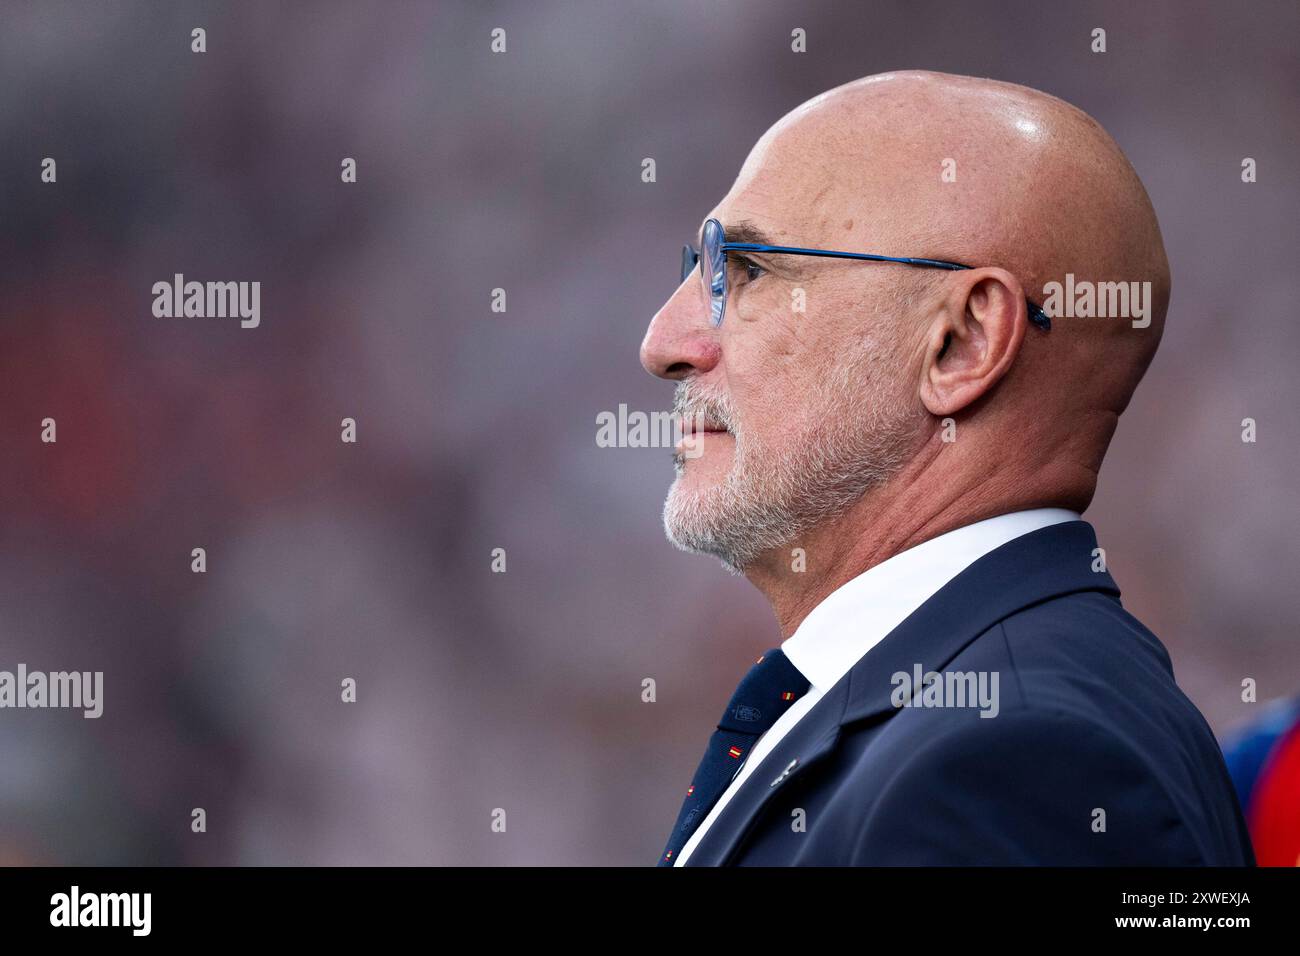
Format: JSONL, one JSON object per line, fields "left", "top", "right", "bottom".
{"left": 994, "top": 590, "right": 1183, "bottom": 719}
{"left": 852, "top": 706, "right": 1202, "bottom": 864}
{"left": 1002, "top": 589, "right": 1174, "bottom": 678}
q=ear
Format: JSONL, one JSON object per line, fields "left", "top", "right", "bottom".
{"left": 918, "top": 268, "right": 1028, "bottom": 417}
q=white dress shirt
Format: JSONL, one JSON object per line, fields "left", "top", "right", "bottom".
{"left": 673, "top": 507, "right": 1080, "bottom": 865}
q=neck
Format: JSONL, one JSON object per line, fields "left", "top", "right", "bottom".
{"left": 741, "top": 436, "right": 1082, "bottom": 638}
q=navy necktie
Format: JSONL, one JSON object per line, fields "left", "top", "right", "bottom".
{"left": 658, "top": 647, "right": 810, "bottom": 866}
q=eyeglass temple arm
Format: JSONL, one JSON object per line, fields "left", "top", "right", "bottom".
{"left": 717, "top": 242, "right": 1052, "bottom": 331}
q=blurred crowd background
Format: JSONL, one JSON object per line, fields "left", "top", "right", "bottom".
{"left": 0, "top": 0, "right": 1296, "bottom": 865}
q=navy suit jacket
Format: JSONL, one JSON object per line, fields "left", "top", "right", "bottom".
{"left": 682, "top": 521, "right": 1256, "bottom": 865}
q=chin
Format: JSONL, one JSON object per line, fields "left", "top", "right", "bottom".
{"left": 662, "top": 487, "right": 754, "bottom": 576}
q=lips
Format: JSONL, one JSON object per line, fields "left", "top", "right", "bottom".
{"left": 679, "top": 417, "right": 729, "bottom": 437}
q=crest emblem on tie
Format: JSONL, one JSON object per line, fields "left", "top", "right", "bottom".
{"left": 733, "top": 704, "right": 761, "bottom": 722}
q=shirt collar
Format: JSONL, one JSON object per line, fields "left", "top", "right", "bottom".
{"left": 781, "top": 508, "right": 1081, "bottom": 692}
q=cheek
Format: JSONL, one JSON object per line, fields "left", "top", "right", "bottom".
{"left": 720, "top": 301, "right": 846, "bottom": 431}
{"left": 727, "top": 300, "right": 829, "bottom": 376}
{"left": 724, "top": 356, "right": 818, "bottom": 451}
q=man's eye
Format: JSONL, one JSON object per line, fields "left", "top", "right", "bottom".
{"left": 731, "top": 255, "right": 766, "bottom": 282}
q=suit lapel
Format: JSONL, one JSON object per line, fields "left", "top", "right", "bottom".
{"left": 683, "top": 520, "right": 1118, "bottom": 865}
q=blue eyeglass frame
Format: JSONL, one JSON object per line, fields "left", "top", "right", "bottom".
{"left": 681, "top": 217, "right": 1051, "bottom": 331}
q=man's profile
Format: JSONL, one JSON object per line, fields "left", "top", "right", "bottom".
{"left": 641, "top": 70, "right": 1254, "bottom": 866}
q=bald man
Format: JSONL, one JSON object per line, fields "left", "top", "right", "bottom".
{"left": 643, "top": 71, "right": 1254, "bottom": 866}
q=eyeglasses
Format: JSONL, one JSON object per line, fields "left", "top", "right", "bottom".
{"left": 681, "top": 217, "right": 1051, "bottom": 331}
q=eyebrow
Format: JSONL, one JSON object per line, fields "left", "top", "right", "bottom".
{"left": 720, "top": 219, "right": 781, "bottom": 247}
{"left": 696, "top": 217, "right": 783, "bottom": 248}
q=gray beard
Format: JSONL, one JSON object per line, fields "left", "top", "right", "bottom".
{"left": 662, "top": 357, "right": 918, "bottom": 573}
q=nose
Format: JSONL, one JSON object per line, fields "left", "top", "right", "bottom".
{"left": 639, "top": 275, "right": 722, "bottom": 381}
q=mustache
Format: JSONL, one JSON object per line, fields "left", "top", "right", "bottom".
{"left": 670, "top": 382, "right": 738, "bottom": 434}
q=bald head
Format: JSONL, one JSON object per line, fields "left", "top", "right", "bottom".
{"left": 742, "top": 70, "right": 1169, "bottom": 415}
{"left": 643, "top": 70, "right": 1170, "bottom": 577}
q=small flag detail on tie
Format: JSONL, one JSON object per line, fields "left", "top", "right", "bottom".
{"left": 781, "top": 691, "right": 795, "bottom": 701}
{"left": 686, "top": 785, "right": 694, "bottom": 796}
{"left": 664, "top": 850, "right": 673, "bottom": 861}
{"left": 728, "top": 746, "right": 744, "bottom": 758}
